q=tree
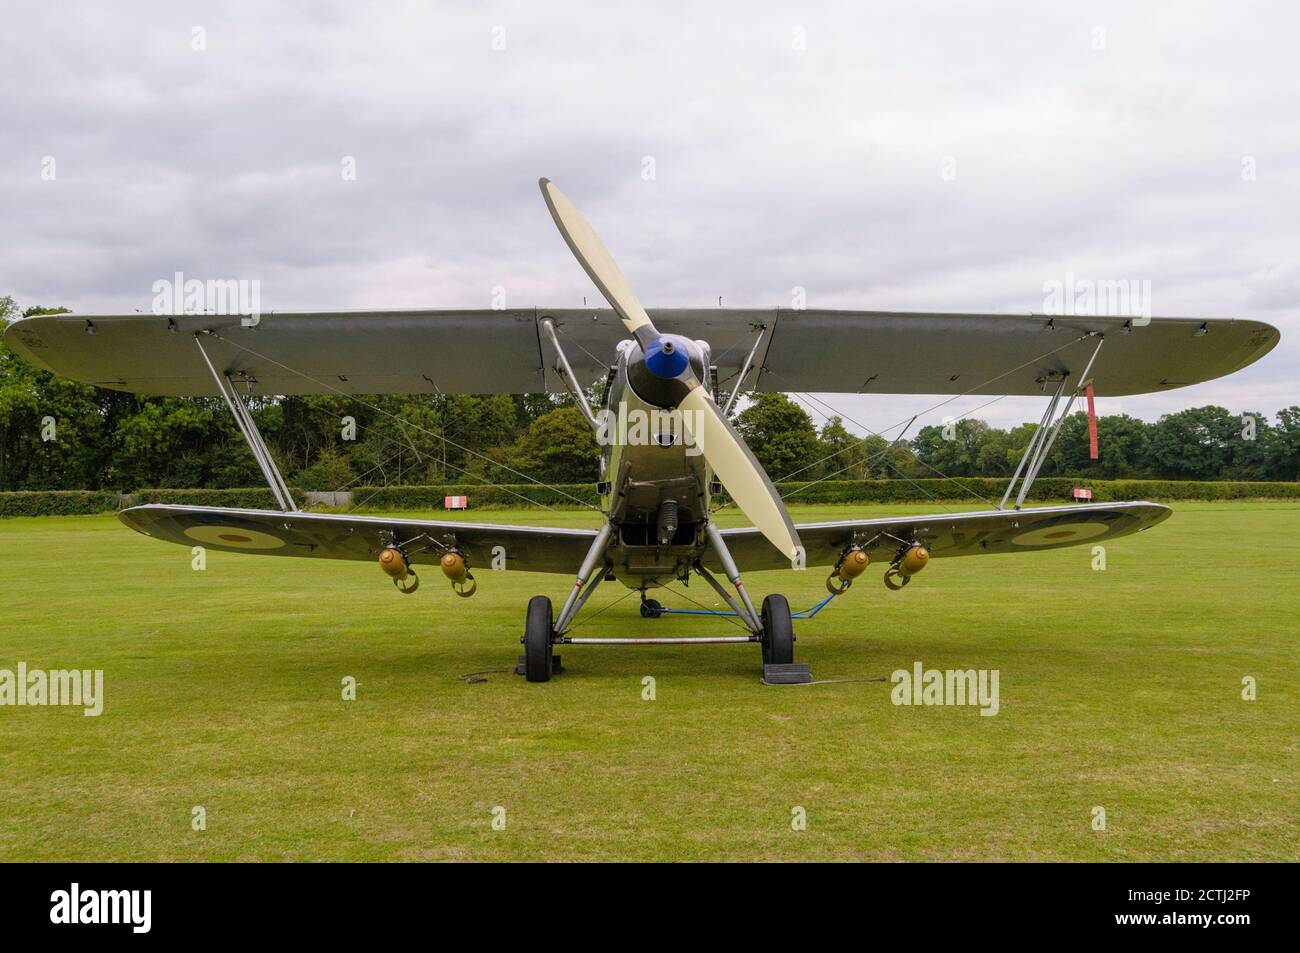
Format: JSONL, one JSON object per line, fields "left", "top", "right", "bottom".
{"left": 1, "top": 301, "right": 111, "bottom": 489}
{"left": 1224, "top": 409, "right": 1274, "bottom": 480}
{"left": 346, "top": 396, "right": 445, "bottom": 485}
{"left": 912, "top": 419, "right": 992, "bottom": 477}
{"left": 278, "top": 395, "right": 362, "bottom": 474}
{"left": 1147, "top": 406, "right": 1240, "bottom": 480}
{"left": 975, "top": 422, "right": 1041, "bottom": 476}
{"left": 734, "top": 393, "right": 819, "bottom": 481}
{"left": 1044, "top": 412, "right": 1153, "bottom": 479}
{"left": 504, "top": 405, "right": 600, "bottom": 484}
{"left": 109, "top": 397, "right": 262, "bottom": 489}
{"left": 815, "top": 417, "right": 866, "bottom": 480}
{"left": 1263, "top": 407, "right": 1300, "bottom": 481}
{"left": 290, "top": 448, "right": 357, "bottom": 491}
{"left": 440, "top": 394, "right": 519, "bottom": 477}
{"left": 815, "top": 418, "right": 901, "bottom": 480}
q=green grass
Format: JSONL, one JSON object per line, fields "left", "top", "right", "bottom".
{"left": 0, "top": 501, "right": 1296, "bottom": 861}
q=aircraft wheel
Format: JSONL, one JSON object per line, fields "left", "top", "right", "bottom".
{"left": 523, "top": 595, "right": 554, "bottom": 683}
{"left": 639, "top": 598, "right": 664, "bottom": 619}
{"left": 761, "top": 594, "right": 795, "bottom": 665}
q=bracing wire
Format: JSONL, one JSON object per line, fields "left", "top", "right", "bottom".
{"left": 714, "top": 332, "right": 1094, "bottom": 512}
{"left": 206, "top": 331, "right": 600, "bottom": 511}
{"left": 281, "top": 397, "right": 566, "bottom": 513}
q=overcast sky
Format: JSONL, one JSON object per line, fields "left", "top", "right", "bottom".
{"left": 2, "top": 1, "right": 1295, "bottom": 436}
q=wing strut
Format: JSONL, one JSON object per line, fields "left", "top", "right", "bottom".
{"left": 999, "top": 333, "right": 1105, "bottom": 510}
{"left": 538, "top": 317, "right": 600, "bottom": 431}
{"left": 722, "top": 324, "right": 767, "bottom": 416}
{"left": 194, "top": 333, "right": 298, "bottom": 513}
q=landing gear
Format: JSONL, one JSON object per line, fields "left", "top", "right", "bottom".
{"left": 639, "top": 597, "right": 664, "bottom": 618}
{"left": 522, "top": 595, "right": 554, "bottom": 683}
{"left": 760, "top": 594, "right": 795, "bottom": 665}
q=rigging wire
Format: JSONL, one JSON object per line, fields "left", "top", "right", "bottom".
{"left": 718, "top": 332, "right": 1094, "bottom": 510}
{"left": 205, "top": 331, "right": 600, "bottom": 512}
{"left": 269, "top": 394, "right": 563, "bottom": 512}
{"left": 762, "top": 329, "right": 1087, "bottom": 483}
{"left": 769, "top": 392, "right": 1013, "bottom": 501}
{"left": 777, "top": 415, "right": 925, "bottom": 505}
{"left": 782, "top": 387, "right": 987, "bottom": 508}
{"left": 551, "top": 321, "right": 611, "bottom": 372}
{"left": 563, "top": 585, "right": 639, "bottom": 631}
{"left": 658, "top": 581, "right": 754, "bottom": 633}
{"left": 797, "top": 399, "right": 954, "bottom": 510}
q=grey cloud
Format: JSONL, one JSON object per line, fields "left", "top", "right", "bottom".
{"left": 0, "top": 0, "right": 1294, "bottom": 424}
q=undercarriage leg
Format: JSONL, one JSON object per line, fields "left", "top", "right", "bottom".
{"left": 703, "top": 523, "right": 763, "bottom": 632}
{"left": 553, "top": 523, "right": 613, "bottom": 634}
{"left": 694, "top": 563, "right": 762, "bottom": 633}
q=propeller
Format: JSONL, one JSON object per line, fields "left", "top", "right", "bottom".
{"left": 539, "top": 178, "right": 802, "bottom": 562}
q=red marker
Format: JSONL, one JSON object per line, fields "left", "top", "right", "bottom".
{"left": 1085, "top": 383, "right": 1099, "bottom": 460}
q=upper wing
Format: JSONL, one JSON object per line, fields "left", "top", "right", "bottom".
{"left": 4, "top": 308, "right": 1277, "bottom": 397}
{"left": 755, "top": 310, "right": 1277, "bottom": 397}
{"left": 717, "top": 502, "right": 1171, "bottom": 572}
{"left": 0, "top": 308, "right": 775, "bottom": 397}
{"left": 118, "top": 504, "right": 599, "bottom": 575}
{"left": 5, "top": 310, "right": 552, "bottom": 397}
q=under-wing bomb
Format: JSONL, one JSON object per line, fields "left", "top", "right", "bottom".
{"left": 884, "top": 545, "right": 929, "bottom": 590}
{"left": 827, "top": 547, "right": 870, "bottom": 595}
{"left": 840, "top": 548, "right": 870, "bottom": 579}
{"left": 439, "top": 551, "right": 477, "bottom": 598}
{"left": 379, "top": 546, "right": 419, "bottom": 594}
{"left": 379, "top": 546, "right": 409, "bottom": 578}
{"left": 901, "top": 545, "right": 929, "bottom": 574}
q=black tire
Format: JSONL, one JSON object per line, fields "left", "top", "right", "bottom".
{"left": 761, "top": 594, "right": 795, "bottom": 666}
{"left": 524, "top": 595, "right": 554, "bottom": 683}
{"left": 640, "top": 598, "right": 664, "bottom": 619}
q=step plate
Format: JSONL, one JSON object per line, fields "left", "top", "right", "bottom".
{"left": 763, "top": 662, "right": 813, "bottom": 684}
{"left": 515, "top": 654, "right": 564, "bottom": 676}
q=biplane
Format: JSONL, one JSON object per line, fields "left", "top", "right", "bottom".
{"left": 4, "top": 180, "right": 1279, "bottom": 681}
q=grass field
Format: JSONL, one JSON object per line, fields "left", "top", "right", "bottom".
{"left": 0, "top": 501, "right": 1296, "bottom": 861}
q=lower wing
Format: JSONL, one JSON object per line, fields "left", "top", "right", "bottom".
{"left": 118, "top": 504, "right": 599, "bottom": 574}
{"left": 121, "top": 500, "right": 1171, "bottom": 579}
{"left": 718, "top": 501, "right": 1171, "bottom": 572}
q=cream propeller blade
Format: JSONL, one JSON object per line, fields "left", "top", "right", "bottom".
{"left": 680, "top": 387, "right": 803, "bottom": 561}
{"left": 539, "top": 178, "right": 655, "bottom": 344}
{"left": 540, "top": 177, "right": 802, "bottom": 562}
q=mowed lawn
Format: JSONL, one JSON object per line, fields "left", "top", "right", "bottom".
{"left": 0, "top": 501, "right": 1295, "bottom": 861}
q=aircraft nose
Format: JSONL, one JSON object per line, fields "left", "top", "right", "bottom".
{"left": 644, "top": 335, "right": 691, "bottom": 379}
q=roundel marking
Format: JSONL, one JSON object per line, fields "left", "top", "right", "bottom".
{"left": 183, "top": 524, "right": 288, "bottom": 550}
{"left": 1010, "top": 521, "right": 1111, "bottom": 547}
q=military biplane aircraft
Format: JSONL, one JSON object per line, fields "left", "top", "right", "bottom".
{"left": 4, "top": 180, "right": 1278, "bottom": 681}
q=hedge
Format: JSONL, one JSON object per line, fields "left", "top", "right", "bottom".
{"left": 131, "top": 488, "right": 295, "bottom": 509}
{"left": 0, "top": 487, "right": 297, "bottom": 517}
{"left": 345, "top": 483, "right": 602, "bottom": 510}
{"left": 349, "top": 478, "right": 1300, "bottom": 509}
{"left": 0, "top": 490, "right": 126, "bottom": 517}
{"left": 5, "top": 478, "right": 1300, "bottom": 517}
{"left": 772, "top": 478, "right": 1300, "bottom": 505}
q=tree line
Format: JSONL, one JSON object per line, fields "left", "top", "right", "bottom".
{"left": 3, "top": 297, "right": 1297, "bottom": 492}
